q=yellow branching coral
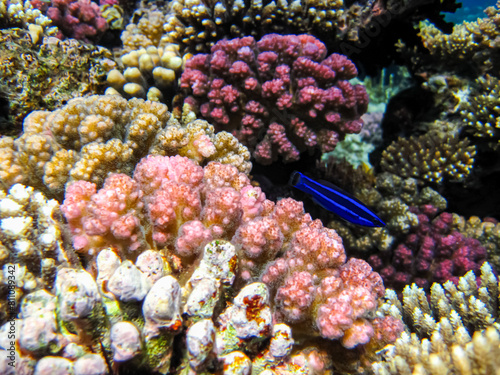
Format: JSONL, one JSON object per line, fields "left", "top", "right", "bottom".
{"left": 381, "top": 131, "right": 476, "bottom": 186}
{"left": 0, "top": 95, "right": 251, "bottom": 199}
{"left": 373, "top": 262, "right": 500, "bottom": 374}
{"left": 413, "top": 1, "right": 500, "bottom": 73}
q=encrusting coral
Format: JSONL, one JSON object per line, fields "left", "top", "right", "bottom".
{"left": 373, "top": 262, "right": 500, "bottom": 374}
{"left": 0, "top": 28, "right": 114, "bottom": 132}
{"left": 0, "top": 184, "right": 76, "bottom": 323}
{"left": 178, "top": 34, "right": 368, "bottom": 164}
{"left": 0, "top": 95, "right": 251, "bottom": 199}
{"left": 380, "top": 131, "right": 476, "bottom": 186}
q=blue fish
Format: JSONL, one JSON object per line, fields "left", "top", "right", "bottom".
{"left": 289, "top": 171, "right": 385, "bottom": 227}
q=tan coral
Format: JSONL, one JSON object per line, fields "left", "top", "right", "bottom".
{"left": 373, "top": 262, "right": 500, "bottom": 374}
{"left": 0, "top": 95, "right": 251, "bottom": 200}
{"left": 460, "top": 75, "right": 500, "bottom": 144}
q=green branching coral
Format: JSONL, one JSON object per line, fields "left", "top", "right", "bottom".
{"left": 373, "top": 262, "right": 500, "bottom": 374}
{"left": 460, "top": 75, "right": 500, "bottom": 145}
{"left": 380, "top": 131, "right": 476, "bottom": 186}
{"left": 0, "top": 28, "right": 113, "bottom": 133}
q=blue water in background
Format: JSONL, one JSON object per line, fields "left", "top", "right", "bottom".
{"left": 445, "top": 0, "right": 497, "bottom": 23}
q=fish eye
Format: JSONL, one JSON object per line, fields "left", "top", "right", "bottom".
{"left": 290, "top": 171, "right": 301, "bottom": 186}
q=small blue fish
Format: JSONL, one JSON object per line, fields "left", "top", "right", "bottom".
{"left": 289, "top": 171, "right": 385, "bottom": 227}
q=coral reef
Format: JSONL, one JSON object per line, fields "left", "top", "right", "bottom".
{"left": 380, "top": 131, "right": 476, "bottom": 186}
{"left": 373, "top": 262, "right": 500, "bottom": 374}
{"left": 178, "top": 34, "right": 368, "bottom": 164}
{"left": 0, "top": 184, "right": 76, "bottom": 323}
{"left": 460, "top": 74, "right": 500, "bottom": 145}
{"left": 30, "top": 0, "right": 108, "bottom": 42}
{"left": 329, "top": 171, "right": 446, "bottom": 255}
{"left": 0, "top": 95, "right": 251, "bottom": 198}
{"left": 0, "top": 28, "right": 114, "bottom": 132}
{"left": 369, "top": 208, "right": 487, "bottom": 292}
{"left": 0, "top": 158, "right": 403, "bottom": 374}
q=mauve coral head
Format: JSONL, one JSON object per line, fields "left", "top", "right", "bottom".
{"left": 34, "top": 0, "right": 108, "bottom": 42}
{"left": 179, "top": 34, "right": 368, "bottom": 165}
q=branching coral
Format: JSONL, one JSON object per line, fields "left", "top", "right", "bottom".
{"left": 369, "top": 208, "right": 487, "bottom": 292}
{"left": 0, "top": 95, "right": 251, "bottom": 199}
{"left": 399, "top": 1, "right": 500, "bottom": 76}
{"left": 178, "top": 34, "right": 368, "bottom": 164}
{"left": 163, "top": 0, "right": 345, "bottom": 53}
{"left": 0, "top": 0, "right": 55, "bottom": 34}
{"left": 61, "top": 156, "right": 401, "bottom": 354}
{"left": 380, "top": 131, "right": 476, "bottom": 186}
{"left": 373, "top": 262, "right": 500, "bottom": 374}
{"left": 460, "top": 74, "right": 500, "bottom": 145}
{"left": 105, "top": 7, "right": 188, "bottom": 102}
{"left": 0, "top": 28, "right": 113, "bottom": 132}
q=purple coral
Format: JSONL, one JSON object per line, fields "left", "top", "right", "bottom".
{"left": 369, "top": 207, "right": 488, "bottom": 291}
{"left": 31, "top": 0, "right": 108, "bottom": 42}
{"left": 179, "top": 34, "right": 368, "bottom": 164}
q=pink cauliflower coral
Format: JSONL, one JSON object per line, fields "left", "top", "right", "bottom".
{"left": 179, "top": 34, "right": 368, "bottom": 164}
{"left": 62, "top": 155, "right": 399, "bottom": 348}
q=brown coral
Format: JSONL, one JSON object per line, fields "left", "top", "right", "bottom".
{"left": 0, "top": 28, "right": 113, "bottom": 132}
{"left": 380, "top": 131, "right": 476, "bottom": 186}
{"left": 460, "top": 74, "right": 500, "bottom": 145}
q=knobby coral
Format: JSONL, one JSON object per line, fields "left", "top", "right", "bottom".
{"left": 61, "top": 156, "right": 402, "bottom": 352}
{"left": 178, "top": 34, "right": 368, "bottom": 164}
{"left": 0, "top": 95, "right": 251, "bottom": 199}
